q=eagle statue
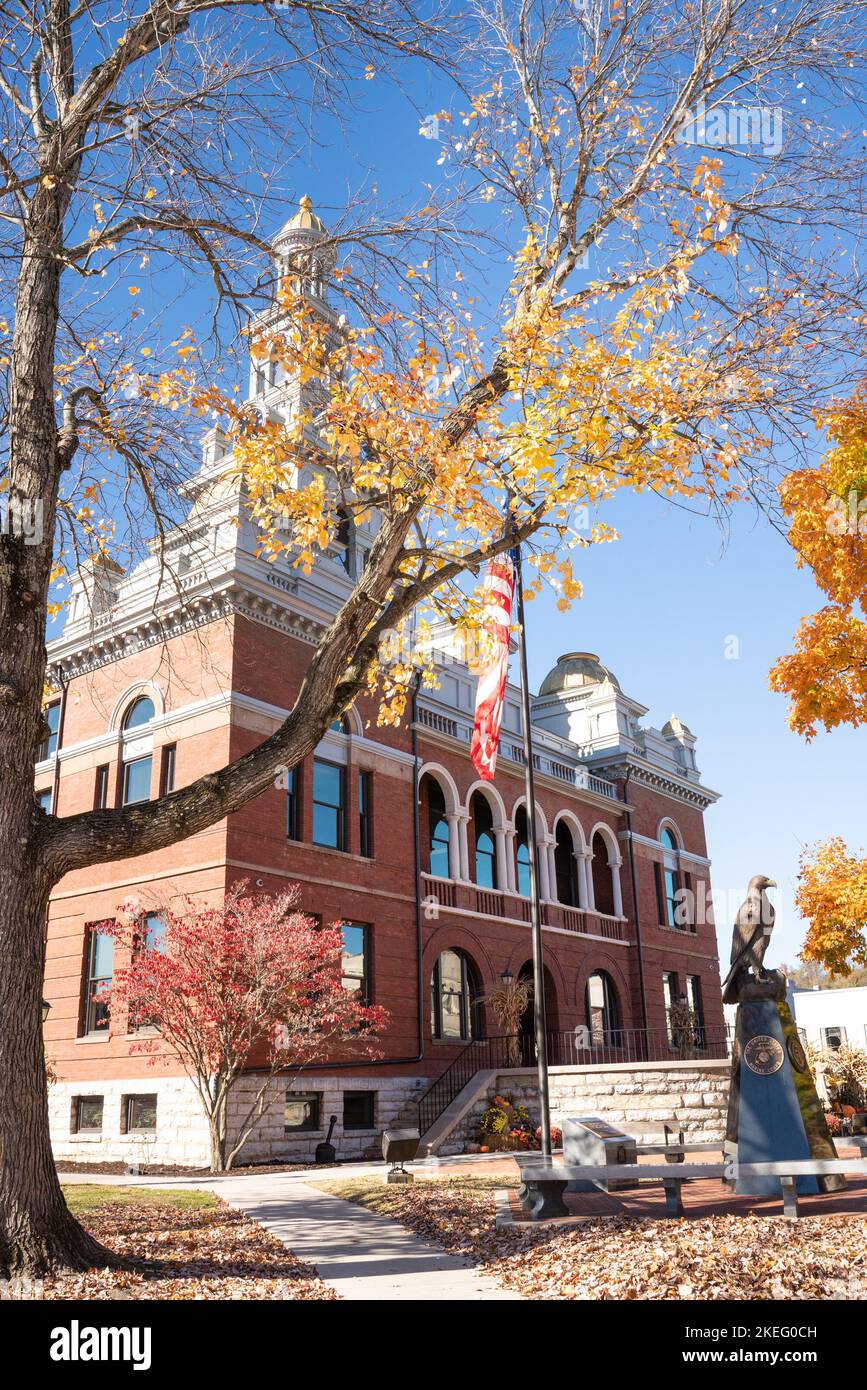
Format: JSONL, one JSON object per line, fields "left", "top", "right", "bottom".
{"left": 722, "top": 874, "right": 777, "bottom": 1003}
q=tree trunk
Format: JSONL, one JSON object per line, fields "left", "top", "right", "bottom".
{"left": 0, "top": 867, "right": 113, "bottom": 1275}
{"left": 0, "top": 198, "right": 116, "bottom": 1275}
{"left": 208, "top": 1116, "right": 227, "bottom": 1173}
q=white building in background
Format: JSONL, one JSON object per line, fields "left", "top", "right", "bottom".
{"left": 788, "top": 985, "right": 867, "bottom": 1051}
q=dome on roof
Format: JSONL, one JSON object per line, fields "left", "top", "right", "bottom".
{"left": 276, "top": 195, "right": 327, "bottom": 239}
{"left": 538, "top": 651, "right": 621, "bottom": 697}
{"left": 662, "top": 714, "right": 693, "bottom": 738}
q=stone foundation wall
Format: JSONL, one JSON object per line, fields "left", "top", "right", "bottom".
{"left": 437, "top": 1060, "right": 730, "bottom": 1155}
{"left": 49, "top": 1076, "right": 212, "bottom": 1168}
{"left": 49, "top": 1072, "right": 428, "bottom": 1169}
{"left": 228, "top": 1074, "right": 428, "bottom": 1164}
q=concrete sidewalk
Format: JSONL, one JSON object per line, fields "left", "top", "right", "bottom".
{"left": 58, "top": 1162, "right": 523, "bottom": 1300}
{"left": 212, "top": 1175, "right": 523, "bottom": 1301}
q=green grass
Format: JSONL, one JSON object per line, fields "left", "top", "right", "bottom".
{"left": 317, "top": 1174, "right": 501, "bottom": 1214}
{"left": 62, "top": 1184, "right": 216, "bottom": 1215}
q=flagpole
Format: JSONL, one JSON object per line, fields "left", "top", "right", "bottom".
{"left": 511, "top": 540, "right": 553, "bottom": 1161}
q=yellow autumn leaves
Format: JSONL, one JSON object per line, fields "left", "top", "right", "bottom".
{"left": 797, "top": 837, "right": 867, "bottom": 976}
{"left": 770, "top": 383, "right": 867, "bottom": 738}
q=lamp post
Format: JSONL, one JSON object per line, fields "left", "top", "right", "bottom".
{"left": 41, "top": 998, "right": 51, "bottom": 1025}
{"left": 500, "top": 968, "right": 514, "bottom": 989}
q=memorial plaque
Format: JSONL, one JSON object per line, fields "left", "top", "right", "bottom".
{"left": 787, "top": 1034, "right": 808, "bottom": 1074}
{"left": 743, "top": 1035, "right": 784, "bottom": 1076}
{"left": 578, "top": 1119, "right": 625, "bottom": 1141}
{"left": 562, "top": 1116, "right": 637, "bottom": 1193}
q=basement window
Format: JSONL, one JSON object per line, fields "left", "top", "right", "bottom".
{"left": 121, "top": 1094, "right": 158, "bottom": 1134}
{"left": 72, "top": 1096, "right": 104, "bottom": 1133}
{"left": 284, "top": 1091, "right": 322, "bottom": 1133}
{"left": 343, "top": 1092, "right": 375, "bottom": 1131}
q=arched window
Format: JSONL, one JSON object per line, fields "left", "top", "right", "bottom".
{"left": 431, "top": 949, "right": 479, "bottom": 1041}
{"left": 591, "top": 832, "right": 616, "bottom": 916}
{"left": 515, "top": 807, "right": 532, "bottom": 897}
{"left": 585, "top": 970, "right": 620, "bottom": 1047}
{"left": 122, "top": 696, "right": 155, "bottom": 731}
{"left": 660, "top": 827, "right": 683, "bottom": 927}
{"left": 554, "top": 822, "right": 578, "bottom": 906}
{"left": 425, "top": 778, "right": 451, "bottom": 878}
{"left": 472, "top": 793, "right": 497, "bottom": 890}
{"left": 120, "top": 696, "right": 155, "bottom": 806}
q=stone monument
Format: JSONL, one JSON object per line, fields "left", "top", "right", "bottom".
{"left": 722, "top": 875, "right": 844, "bottom": 1196}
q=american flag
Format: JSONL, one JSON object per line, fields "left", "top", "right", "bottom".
{"left": 470, "top": 556, "right": 515, "bottom": 781}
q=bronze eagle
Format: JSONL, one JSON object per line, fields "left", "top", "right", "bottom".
{"left": 730, "top": 874, "right": 777, "bottom": 974}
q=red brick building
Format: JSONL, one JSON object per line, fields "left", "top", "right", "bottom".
{"left": 39, "top": 202, "right": 725, "bottom": 1166}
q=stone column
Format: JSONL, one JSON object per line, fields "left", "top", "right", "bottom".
{"left": 536, "top": 831, "right": 551, "bottom": 901}
{"left": 494, "top": 828, "right": 509, "bottom": 894}
{"left": 446, "top": 812, "right": 461, "bottom": 881}
{"left": 504, "top": 826, "right": 517, "bottom": 894}
{"left": 574, "top": 850, "right": 589, "bottom": 909}
{"left": 457, "top": 812, "right": 471, "bottom": 883}
{"left": 545, "top": 837, "right": 558, "bottom": 903}
{"left": 582, "top": 848, "right": 596, "bottom": 911}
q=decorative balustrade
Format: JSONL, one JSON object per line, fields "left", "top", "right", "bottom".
{"left": 415, "top": 701, "right": 620, "bottom": 800}
{"left": 420, "top": 873, "right": 627, "bottom": 940}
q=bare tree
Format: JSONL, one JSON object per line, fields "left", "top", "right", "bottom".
{"left": 0, "top": 0, "right": 454, "bottom": 1276}
{"left": 2, "top": 0, "right": 867, "bottom": 1276}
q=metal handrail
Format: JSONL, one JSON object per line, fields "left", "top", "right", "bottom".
{"left": 417, "top": 1036, "right": 528, "bottom": 1137}
{"left": 416, "top": 1024, "right": 732, "bottom": 1136}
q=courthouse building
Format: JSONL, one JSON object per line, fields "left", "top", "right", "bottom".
{"left": 39, "top": 201, "right": 725, "bottom": 1166}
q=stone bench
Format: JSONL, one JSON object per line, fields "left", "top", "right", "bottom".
{"left": 514, "top": 1155, "right": 867, "bottom": 1220}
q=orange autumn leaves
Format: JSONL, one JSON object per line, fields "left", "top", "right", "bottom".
{"left": 771, "top": 383, "right": 867, "bottom": 738}
{"left": 773, "top": 386, "right": 867, "bottom": 973}
{"left": 796, "top": 838, "right": 867, "bottom": 977}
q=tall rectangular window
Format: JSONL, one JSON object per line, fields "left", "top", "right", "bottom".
{"left": 663, "top": 865, "right": 680, "bottom": 927}
{"left": 685, "top": 974, "right": 705, "bottom": 1046}
{"left": 143, "top": 913, "right": 166, "bottom": 953}
{"left": 662, "top": 970, "right": 678, "bottom": 1043}
{"left": 358, "top": 770, "right": 373, "bottom": 858}
{"left": 654, "top": 863, "right": 667, "bottom": 924}
{"left": 341, "top": 923, "right": 370, "bottom": 1003}
{"left": 37, "top": 788, "right": 53, "bottom": 814}
{"left": 94, "top": 765, "right": 110, "bottom": 810}
{"left": 160, "top": 745, "right": 176, "bottom": 795}
{"left": 312, "top": 758, "right": 344, "bottom": 850}
{"left": 131, "top": 914, "right": 165, "bottom": 1032}
{"left": 38, "top": 702, "right": 61, "bottom": 761}
{"left": 680, "top": 872, "right": 694, "bottom": 930}
{"left": 83, "top": 928, "right": 114, "bottom": 1034}
{"left": 122, "top": 755, "right": 152, "bottom": 806}
{"left": 286, "top": 766, "right": 300, "bottom": 840}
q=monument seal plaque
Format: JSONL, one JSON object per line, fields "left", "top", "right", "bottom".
{"left": 787, "top": 1033, "right": 808, "bottom": 1074}
{"left": 743, "top": 1035, "right": 784, "bottom": 1075}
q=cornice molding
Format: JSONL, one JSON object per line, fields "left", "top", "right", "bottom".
{"left": 597, "top": 757, "right": 719, "bottom": 810}
{"left": 47, "top": 583, "right": 326, "bottom": 682}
